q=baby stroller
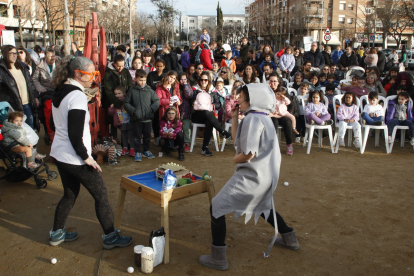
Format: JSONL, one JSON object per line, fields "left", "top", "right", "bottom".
{"left": 345, "top": 66, "right": 365, "bottom": 80}
{"left": 0, "top": 102, "right": 58, "bottom": 190}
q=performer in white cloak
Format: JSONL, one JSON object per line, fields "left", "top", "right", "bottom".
{"left": 199, "top": 83, "right": 300, "bottom": 271}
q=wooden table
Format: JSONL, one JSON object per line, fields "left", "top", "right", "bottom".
{"left": 114, "top": 170, "right": 215, "bottom": 264}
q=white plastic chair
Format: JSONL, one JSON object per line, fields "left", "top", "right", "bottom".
{"left": 287, "top": 88, "right": 297, "bottom": 97}
{"left": 190, "top": 123, "right": 219, "bottom": 152}
{"left": 289, "top": 75, "right": 295, "bottom": 82}
{"left": 299, "top": 95, "right": 335, "bottom": 154}
{"left": 282, "top": 78, "right": 289, "bottom": 86}
{"left": 385, "top": 95, "right": 414, "bottom": 153}
{"left": 320, "top": 87, "right": 326, "bottom": 93}
{"left": 332, "top": 94, "right": 362, "bottom": 153}
{"left": 221, "top": 120, "right": 241, "bottom": 151}
{"left": 359, "top": 95, "right": 389, "bottom": 154}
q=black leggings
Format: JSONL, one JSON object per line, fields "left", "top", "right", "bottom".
{"left": 210, "top": 205, "right": 293, "bottom": 247}
{"left": 191, "top": 110, "right": 224, "bottom": 148}
{"left": 53, "top": 160, "right": 115, "bottom": 235}
{"left": 271, "top": 117, "right": 293, "bottom": 145}
{"left": 159, "top": 132, "right": 184, "bottom": 151}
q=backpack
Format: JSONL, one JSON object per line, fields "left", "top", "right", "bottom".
{"left": 195, "top": 49, "right": 202, "bottom": 63}
{"left": 193, "top": 91, "right": 213, "bottom": 111}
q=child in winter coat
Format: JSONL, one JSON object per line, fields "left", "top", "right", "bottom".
{"left": 108, "top": 86, "right": 135, "bottom": 156}
{"left": 159, "top": 106, "right": 185, "bottom": 161}
{"left": 225, "top": 87, "right": 244, "bottom": 123}
{"left": 305, "top": 90, "right": 333, "bottom": 125}
{"left": 259, "top": 53, "right": 277, "bottom": 72}
{"left": 361, "top": 92, "right": 384, "bottom": 126}
{"left": 318, "top": 73, "right": 328, "bottom": 87}
{"left": 1, "top": 111, "right": 45, "bottom": 169}
{"left": 279, "top": 46, "right": 295, "bottom": 79}
{"left": 292, "top": 72, "right": 304, "bottom": 91}
{"left": 386, "top": 92, "right": 414, "bottom": 145}
{"left": 274, "top": 88, "right": 300, "bottom": 134}
{"left": 129, "top": 57, "right": 143, "bottom": 83}
{"left": 336, "top": 91, "right": 361, "bottom": 148}
{"left": 214, "top": 78, "right": 229, "bottom": 104}
{"left": 220, "top": 51, "right": 236, "bottom": 73}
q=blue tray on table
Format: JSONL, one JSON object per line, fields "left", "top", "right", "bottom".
{"left": 127, "top": 171, "right": 201, "bottom": 192}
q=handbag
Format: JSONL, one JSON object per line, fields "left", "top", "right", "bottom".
{"left": 149, "top": 227, "right": 165, "bottom": 267}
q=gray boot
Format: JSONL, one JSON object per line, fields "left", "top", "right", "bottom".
{"left": 274, "top": 230, "right": 300, "bottom": 251}
{"left": 199, "top": 244, "right": 229, "bottom": 270}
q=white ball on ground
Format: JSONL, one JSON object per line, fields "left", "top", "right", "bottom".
{"left": 284, "top": 182, "right": 289, "bottom": 186}
{"left": 51, "top": 258, "right": 57, "bottom": 264}
{"left": 127, "top": 267, "right": 134, "bottom": 273}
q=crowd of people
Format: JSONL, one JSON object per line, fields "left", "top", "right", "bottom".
{"left": 1, "top": 27, "right": 414, "bottom": 269}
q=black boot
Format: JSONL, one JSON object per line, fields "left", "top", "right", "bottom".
{"left": 178, "top": 149, "right": 185, "bottom": 161}
{"left": 163, "top": 146, "right": 173, "bottom": 157}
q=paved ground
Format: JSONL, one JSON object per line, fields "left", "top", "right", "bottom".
{"left": 1, "top": 129, "right": 414, "bottom": 276}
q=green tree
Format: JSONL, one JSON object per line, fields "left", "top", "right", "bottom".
{"left": 216, "top": 2, "right": 223, "bottom": 42}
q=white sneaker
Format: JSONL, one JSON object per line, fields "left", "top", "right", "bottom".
{"left": 353, "top": 138, "right": 361, "bottom": 148}
{"left": 339, "top": 138, "right": 345, "bottom": 146}
{"left": 295, "top": 137, "right": 301, "bottom": 143}
{"left": 410, "top": 138, "right": 414, "bottom": 146}
{"left": 388, "top": 136, "right": 393, "bottom": 143}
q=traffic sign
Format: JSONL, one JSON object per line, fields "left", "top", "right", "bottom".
{"left": 324, "top": 34, "right": 331, "bottom": 41}
{"left": 141, "top": 36, "right": 144, "bottom": 40}
{"left": 325, "top": 27, "right": 331, "bottom": 34}
{"left": 345, "top": 38, "right": 351, "bottom": 43}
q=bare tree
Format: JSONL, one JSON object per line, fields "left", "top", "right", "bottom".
{"left": 36, "top": 0, "right": 64, "bottom": 45}
{"left": 222, "top": 21, "right": 244, "bottom": 44}
{"left": 149, "top": 0, "right": 179, "bottom": 44}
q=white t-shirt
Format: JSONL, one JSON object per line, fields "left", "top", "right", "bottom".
{"left": 50, "top": 90, "right": 92, "bottom": 165}
{"left": 363, "top": 103, "right": 384, "bottom": 117}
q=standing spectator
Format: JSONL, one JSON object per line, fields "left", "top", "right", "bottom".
{"left": 103, "top": 55, "right": 134, "bottom": 139}
{"left": 142, "top": 50, "right": 155, "bottom": 74}
{"left": 116, "top": 44, "right": 132, "bottom": 69}
{"left": 245, "top": 49, "right": 258, "bottom": 65}
{"left": 357, "top": 46, "right": 365, "bottom": 58}
{"left": 124, "top": 69, "right": 160, "bottom": 161}
{"left": 364, "top": 48, "right": 378, "bottom": 68}
{"left": 177, "top": 72, "right": 193, "bottom": 152}
{"left": 190, "top": 63, "right": 204, "bottom": 86}
{"left": 400, "top": 46, "right": 408, "bottom": 69}
{"left": 0, "top": 45, "right": 38, "bottom": 129}
{"left": 155, "top": 71, "right": 182, "bottom": 121}
{"left": 32, "top": 48, "right": 61, "bottom": 94}
{"left": 331, "top": 45, "right": 343, "bottom": 64}
{"left": 180, "top": 46, "right": 191, "bottom": 72}
{"left": 213, "top": 42, "right": 226, "bottom": 61}
{"left": 111, "top": 41, "right": 119, "bottom": 61}
{"left": 388, "top": 50, "right": 399, "bottom": 67}
{"left": 161, "top": 44, "right": 179, "bottom": 72}
{"left": 337, "top": 47, "right": 359, "bottom": 72}
{"left": 303, "top": 42, "right": 325, "bottom": 69}
{"left": 71, "top": 42, "right": 82, "bottom": 56}
{"left": 239, "top": 37, "right": 252, "bottom": 63}
{"left": 189, "top": 42, "right": 199, "bottom": 64}
{"left": 376, "top": 47, "right": 386, "bottom": 73}
{"left": 322, "top": 46, "right": 332, "bottom": 66}
{"left": 291, "top": 47, "right": 304, "bottom": 76}
{"left": 17, "top": 46, "right": 35, "bottom": 76}
{"left": 279, "top": 46, "right": 295, "bottom": 79}
{"left": 199, "top": 42, "right": 213, "bottom": 70}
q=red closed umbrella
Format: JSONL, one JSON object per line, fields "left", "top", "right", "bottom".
{"left": 83, "top": 21, "right": 92, "bottom": 59}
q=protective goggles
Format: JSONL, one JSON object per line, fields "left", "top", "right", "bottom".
{"left": 75, "top": 70, "right": 100, "bottom": 82}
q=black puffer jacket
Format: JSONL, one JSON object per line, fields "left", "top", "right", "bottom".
{"left": 162, "top": 51, "right": 180, "bottom": 73}
{"left": 0, "top": 58, "right": 37, "bottom": 111}
{"left": 337, "top": 52, "right": 359, "bottom": 69}
{"left": 303, "top": 49, "right": 325, "bottom": 69}
{"left": 377, "top": 51, "right": 386, "bottom": 73}
{"left": 322, "top": 51, "right": 332, "bottom": 66}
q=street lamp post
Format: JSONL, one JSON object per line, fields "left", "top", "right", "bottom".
{"left": 63, "top": 0, "right": 71, "bottom": 56}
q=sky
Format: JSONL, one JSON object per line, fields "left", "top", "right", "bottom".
{"left": 136, "top": 0, "right": 247, "bottom": 16}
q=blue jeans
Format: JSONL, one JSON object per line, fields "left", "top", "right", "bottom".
{"left": 361, "top": 112, "right": 384, "bottom": 125}
{"left": 387, "top": 119, "right": 414, "bottom": 137}
{"left": 23, "top": 104, "right": 34, "bottom": 129}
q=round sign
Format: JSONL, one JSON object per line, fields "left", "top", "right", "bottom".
{"left": 141, "top": 36, "right": 144, "bottom": 40}
{"left": 324, "top": 34, "right": 331, "bottom": 41}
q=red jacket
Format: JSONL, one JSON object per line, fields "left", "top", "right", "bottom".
{"left": 155, "top": 84, "right": 182, "bottom": 119}
{"left": 200, "top": 44, "right": 213, "bottom": 70}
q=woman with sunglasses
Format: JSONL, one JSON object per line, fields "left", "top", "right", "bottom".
{"left": 190, "top": 62, "right": 204, "bottom": 86}
{"left": 17, "top": 46, "right": 35, "bottom": 76}
{"left": 192, "top": 71, "right": 231, "bottom": 156}
{"left": 217, "top": 66, "right": 236, "bottom": 87}
{"left": 0, "top": 45, "right": 38, "bottom": 129}
{"left": 49, "top": 55, "right": 132, "bottom": 248}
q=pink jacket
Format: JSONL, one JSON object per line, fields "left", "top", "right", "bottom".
{"left": 108, "top": 105, "right": 125, "bottom": 127}
{"left": 159, "top": 119, "right": 182, "bottom": 140}
{"left": 225, "top": 95, "right": 237, "bottom": 122}
{"left": 275, "top": 96, "right": 291, "bottom": 116}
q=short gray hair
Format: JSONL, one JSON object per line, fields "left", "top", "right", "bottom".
{"left": 52, "top": 55, "right": 93, "bottom": 87}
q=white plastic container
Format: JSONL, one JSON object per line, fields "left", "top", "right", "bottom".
{"left": 141, "top": 247, "right": 154, "bottom": 273}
